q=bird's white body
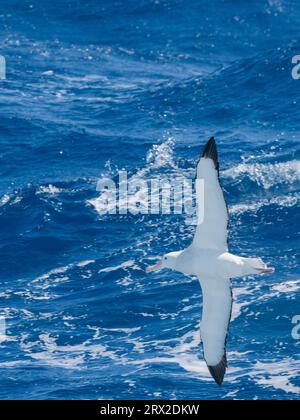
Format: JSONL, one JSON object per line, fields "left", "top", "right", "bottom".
{"left": 146, "top": 138, "right": 274, "bottom": 385}
{"left": 169, "top": 248, "right": 268, "bottom": 279}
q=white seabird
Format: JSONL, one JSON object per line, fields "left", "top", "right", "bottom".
{"left": 146, "top": 137, "right": 275, "bottom": 386}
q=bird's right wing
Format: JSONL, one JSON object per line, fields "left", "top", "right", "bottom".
{"left": 193, "top": 138, "right": 229, "bottom": 251}
{"left": 199, "top": 276, "right": 233, "bottom": 386}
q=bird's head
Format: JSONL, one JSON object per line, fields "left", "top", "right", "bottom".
{"left": 146, "top": 251, "right": 182, "bottom": 273}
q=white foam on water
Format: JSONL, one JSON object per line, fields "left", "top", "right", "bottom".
{"left": 230, "top": 193, "right": 299, "bottom": 216}
{"left": 272, "top": 279, "right": 300, "bottom": 294}
{"left": 266, "top": 0, "right": 283, "bottom": 13}
{"left": 32, "top": 265, "right": 71, "bottom": 284}
{"left": 146, "top": 137, "right": 176, "bottom": 170}
{"left": 36, "top": 184, "right": 63, "bottom": 195}
{"left": 232, "top": 285, "right": 259, "bottom": 321}
{"left": 42, "top": 70, "right": 54, "bottom": 76}
{"left": 0, "top": 361, "right": 29, "bottom": 368}
{"left": 12, "top": 196, "right": 22, "bottom": 205}
{"left": 0, "top": 194, "right": 10, "bottom": 206}
{"left": 27, "top": 260, "right": 96, "bottom": 298}
{"left": 254, "top": 359, "right": 300, "bottom": 394}
{"left": 98, "top": 260, "right": 137, "bottom": 274}
{"left": 14, "top": 290, "right": 57, "bottom": 300}
{"left": 77, "top": 260, "right": 95, "bottom": 268}
{"left": 103, "top": 327, "right": 141, "bottom": 334}
{"left": 223, "top": 160, "right": 300, "bottom": 189}
{"left": 88, "top": 137, "right": 192, "bottom": 217}
{"left": 32, "top": 259, "right": 96, "bottom": 285}
{"left": 126, "top": 326, "right": 209, "bottom": 379}
{"left": 0, "top": 193, "right": 22, "bottom": 207}
{"left": 19, "top": 331, "right": 127, "bottom": 370}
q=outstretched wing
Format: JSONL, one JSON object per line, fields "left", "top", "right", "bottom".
{"left": 193, "top": 138, "right": 229, "bottom": 251}
{"left": 199, "top": 276, "right": 233, "bottom": 386}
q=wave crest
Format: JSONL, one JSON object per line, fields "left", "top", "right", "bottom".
{"left": 223, "top": 160, "right": 300, "bottom": 189}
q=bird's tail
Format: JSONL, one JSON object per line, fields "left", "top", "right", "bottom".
{"left": 243, "top": 257, "right": 275, "bottom": 275}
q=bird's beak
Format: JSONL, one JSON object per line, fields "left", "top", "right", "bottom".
{"left": 145, "top": 261, "right": 162, "bottom": 273}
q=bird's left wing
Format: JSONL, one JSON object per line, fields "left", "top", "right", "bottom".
{"left": 199, "top": 276, "right": 233, "bottom": 386}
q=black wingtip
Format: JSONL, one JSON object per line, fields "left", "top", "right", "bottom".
{"left": 208, "top": 354, "right": 227, "bottom": 386}
{"left": 201, "top": 137, "right": 219, "bottom": 171}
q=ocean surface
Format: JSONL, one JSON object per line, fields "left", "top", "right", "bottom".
{"left": 0, "top": 0, "right": 299, "bottom": 400}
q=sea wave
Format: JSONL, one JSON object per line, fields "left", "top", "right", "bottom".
{"left": 224, "top": 160, "right": 300, "bottom": 190}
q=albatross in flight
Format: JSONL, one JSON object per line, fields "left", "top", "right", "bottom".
{"left": 146, "top": 137, "right": 274, "bottom": 386}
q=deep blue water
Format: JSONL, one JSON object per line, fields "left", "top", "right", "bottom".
{"left": 0, "top": 0, "right": 299, "bottom": 400}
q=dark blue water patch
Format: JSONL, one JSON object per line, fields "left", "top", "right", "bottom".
{"left": 133, "top": 47, "right": 300, "bottom": 131}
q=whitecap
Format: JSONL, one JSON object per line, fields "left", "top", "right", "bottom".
{"left": 254, "top": 359, "right": 300, "bottom": 394}
{"left": 77, "top": 260, "right": 95, "bottom": 268}
{"left": 98, "top": 260, "right": 137, "bottom": 273}
{"left": 36, "top": 184, "right": 63, "bottom": 195}
{"left": 230, "top": 193, "right": 299, "bottom": 216}
{"left": 32, "top": 265, "right": 71, "bottom": 284}
{"left": 223, "top": 160, "right": 300, "bottom": 190}
{"left": 272, "top": 279, "right": 300, "bottom": 294}
{"left": 88, "top": 137, "right": 193, "bottom": 218}
{"left": 0, "top": 194, "right": 10, "bottom": 206}
{"left": 19, "top": 332, "right": 127, "bottom": 370}
{"left": 146, "top": 137, "right": 176, "bottom": 170}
